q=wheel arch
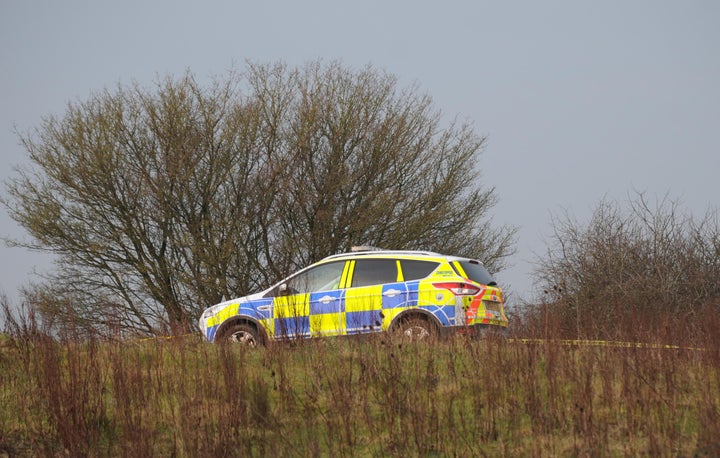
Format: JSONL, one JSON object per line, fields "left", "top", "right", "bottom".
{"left": 388, "top": 308, "right": 442, "bottom": 332}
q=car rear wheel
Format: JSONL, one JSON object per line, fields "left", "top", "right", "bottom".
{"left": 223, "top": 323, "right": 261, "bottom": 347}
{"left": 395, "top": 315, "right": 436, "bottom": 342}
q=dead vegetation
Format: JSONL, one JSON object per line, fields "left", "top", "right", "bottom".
{"left": 1, "top": 303, "right": 718, "bottom": 457}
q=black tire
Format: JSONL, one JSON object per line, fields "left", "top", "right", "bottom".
{"left": 395, "top": 315, "right": 436, "bottom": 342}
{"left": 221, "top": 323, "right": 262, "bottom": 347}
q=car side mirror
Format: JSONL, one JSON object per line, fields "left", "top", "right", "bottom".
{"left": 278, "top": 283, "right": 289, "bottom": 296}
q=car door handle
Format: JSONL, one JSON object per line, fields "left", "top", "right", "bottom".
{"left": 318, "top": 295, "right": 336, "bottom": 305}
{"left": 383, "top": 289, "right": 403, "bottom": 298}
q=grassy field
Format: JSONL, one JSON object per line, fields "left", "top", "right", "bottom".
{"left": 1, "top": 328, "right": 719, "bottom": 457}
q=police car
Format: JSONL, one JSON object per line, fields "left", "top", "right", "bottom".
{"left": 198, "top": 247, "right": 507, "bottom": 345}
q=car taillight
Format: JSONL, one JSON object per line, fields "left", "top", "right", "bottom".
{"left": 433, "top": 282, "right": 482, "bottom": 296}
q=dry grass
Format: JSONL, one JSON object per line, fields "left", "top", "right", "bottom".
{"left": 0, "top": 296, "right": 718, "bottom": 457}
{"left": 1, "top": 316, "right": 719, "bottom": 457}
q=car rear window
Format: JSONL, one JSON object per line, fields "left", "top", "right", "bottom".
{"left": 454, "top": 260, "right": 496, "bottom": 286}
{"left": 400, "top": 260, "right": 439, "bottom": 281}
{"left": 351, "top": 259, "right": 398, "bottom": 287}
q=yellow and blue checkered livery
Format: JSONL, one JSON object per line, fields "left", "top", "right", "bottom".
{"left": 199, "top": 250, "right": 508, "bottom": 343}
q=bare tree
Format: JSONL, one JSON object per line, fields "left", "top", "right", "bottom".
{"left": 3, "top": 60, "right": 515, "bottom": 335}
{"left": 532, "top": 191, "right": 720, "bottom": 339}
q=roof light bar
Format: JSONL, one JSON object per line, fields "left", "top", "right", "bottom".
{"left": 351, "top": 245, "right": 385, "bottom": 252}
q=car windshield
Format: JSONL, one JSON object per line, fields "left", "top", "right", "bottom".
{"left": 455, "top": 260, "right": 496, "bottom": 286}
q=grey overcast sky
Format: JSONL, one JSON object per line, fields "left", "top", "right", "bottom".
{"left": 1, "top": 1, "right": 719, "bottom": 306}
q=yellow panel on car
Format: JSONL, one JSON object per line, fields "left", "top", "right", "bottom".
{"left": 417, "top": 279, "right": 452, "bottom": 307}
{"left": 382, "top": 307, "right": 403, "bottom": 329}
{"left": 273, "top": 294, "right": 310, "bottom": 319}
{"left": 345, "top": 284, "right": 383, "bottom": 312}
{"left": 310, "top": 313, "right": 345, "bottom": 336}
{"left": 259, "top": 316, "right": 275, "bottom": 336}
{"left": 207, "top": 303, "right": 239, "bottom": 327}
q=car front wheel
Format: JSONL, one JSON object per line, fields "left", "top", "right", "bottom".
{"left": 223, "top": 323, "right": 261, "bottom": 347}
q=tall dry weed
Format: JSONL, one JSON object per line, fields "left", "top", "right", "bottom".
{"left": 2, "top": 300, "right": 718, "bottom": 457}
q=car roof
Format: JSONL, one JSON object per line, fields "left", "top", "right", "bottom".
{"left": 321, "top": 249, "right": 454, "bottom": 262}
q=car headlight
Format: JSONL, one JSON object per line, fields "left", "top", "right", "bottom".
{"left": 203, "top": 303, "right": 226, "bottom": 319}
{"left": 199, "top": 302, "right": 226, "bottom": 330}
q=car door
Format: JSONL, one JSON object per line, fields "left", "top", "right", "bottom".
{"left": 344, "top": 258, "right": 407, "bottom": 334}
{"left": 273, "top": 260, "right": 347, "bottom": 339}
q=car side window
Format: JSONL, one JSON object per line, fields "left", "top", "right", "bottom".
{"left": 400, "top": 260, "right": 439, "bottom": 281}
{"left": 288, "top": 261, "right": 346, "bottom": 294}
{"left": 351, "top": 259, "right": 398, "bottom": 288}
{"left": 266, "top": 261, "right": 346, "bottom": 297}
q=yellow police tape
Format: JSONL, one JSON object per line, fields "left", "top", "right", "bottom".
{"left": 136, "top": 333, "right": 196, "bottom": 343}
{"left": 509, "top": 338, "right": 708, "bottom": 352}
